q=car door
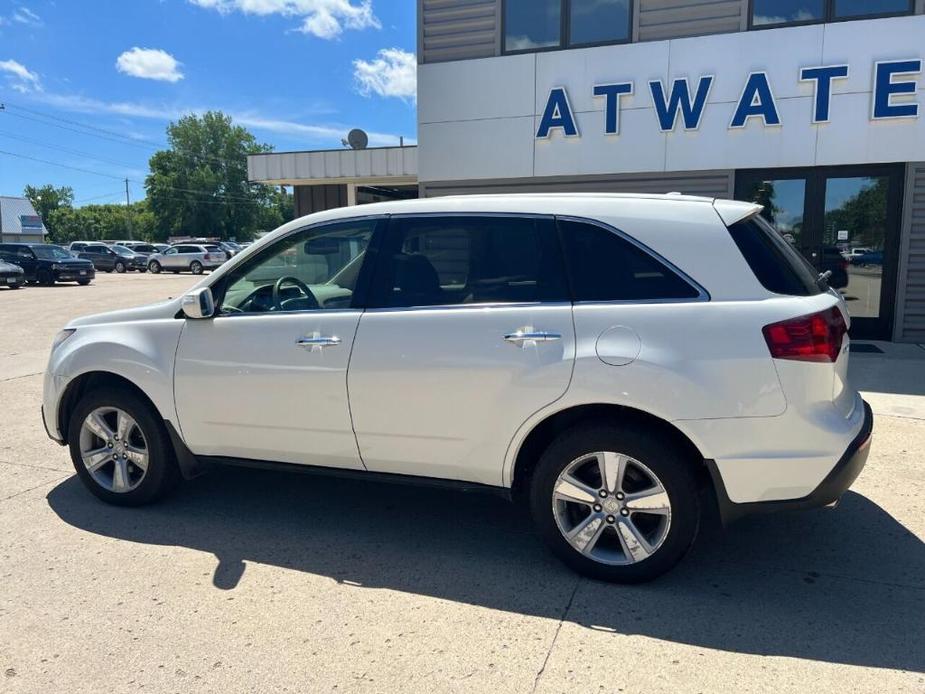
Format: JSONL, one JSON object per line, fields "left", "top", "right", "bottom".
{"left": 173, "top": 217, "right": 382, "bottom": 469}
{"left": 161, "top": 247, "right": 180, "bottom": 269}
{"left": 347, "top": 214, "right": 576, "bottom": 487}
{"left": 13, "top": 247, "right": 38, "bottom": 280}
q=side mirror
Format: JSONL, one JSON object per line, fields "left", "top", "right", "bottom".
{"left": 181, "top": 287, "right": 215, "bottom": 319}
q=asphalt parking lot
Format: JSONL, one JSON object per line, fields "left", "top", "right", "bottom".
{"left": 1, "top": 273, "right": 924, "bottom": 693}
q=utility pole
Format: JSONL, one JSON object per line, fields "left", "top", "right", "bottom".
{"left": 124, "top": 178, "right": 133, "bottom": 240}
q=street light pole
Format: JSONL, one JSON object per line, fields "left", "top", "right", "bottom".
{"left": 124, "top": 178, "right": 133, "bottom": 240}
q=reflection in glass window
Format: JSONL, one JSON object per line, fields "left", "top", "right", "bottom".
{"left": 833, "top": 0, "right": 912, "bottom": 19}
{"left": 742, "top": 178, "right": 807, "bottom": 248}
{"left": 505, "top": 0, "right": 560, "bottom": 52}
{"left": 752, "top": 0, "right": 824, "bottom": 26}
{"left": 570, "top": 0, "right": 631, "bottom": 46}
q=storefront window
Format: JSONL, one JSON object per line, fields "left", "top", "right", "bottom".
{"left": 504, "top": 0, "right": 560, "bottom": 52}
{"left": 504, "top": 0, "right": 632, "bottom": 53}
{"left": 752, "top": 0, "right": 823, "bottom": 27}
{"left": 752, "top": 0, "right": 911, "bottom": 27}
{"left": 570, "top": 0, "right": 631, "bottom": 46}
{"left": 833, "top": 0, "right": 912, "bottom": 19}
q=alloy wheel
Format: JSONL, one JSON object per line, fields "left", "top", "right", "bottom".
{"left": 78, "top": 407, "right": 149, "bottom": 493}
{"left": 552, "top": 451, "right": 671, "bottom": 565}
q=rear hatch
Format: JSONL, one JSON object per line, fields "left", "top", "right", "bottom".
{"left": 726, "top": 212, "right": 856, "bottom": 420}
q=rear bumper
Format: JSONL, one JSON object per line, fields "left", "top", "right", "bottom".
{"left": 707, "top": 400, "right": 873, "bottom": 525}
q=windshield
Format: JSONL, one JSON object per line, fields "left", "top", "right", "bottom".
{"left": 133, "top": 244, "right": 157, "bottom": 253}
{"left": 32, "top": 245, "right": 73, "bottom": 260}
{"left": 111, "top": 245, "right": 135, "bottom": 256}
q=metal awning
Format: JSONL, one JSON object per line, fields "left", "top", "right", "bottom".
{"left": 248, "top": 146, "right": 418, "bottom": 187}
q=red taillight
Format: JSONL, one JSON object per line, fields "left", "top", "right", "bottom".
{"left": 840, "top": 259, "right": 849, "bottom": 271}
{"left": 763, "top": 306, "right": 847, "bottom": 363}
{"left": 203, "top": 253, "right": 211, "bottom": 261}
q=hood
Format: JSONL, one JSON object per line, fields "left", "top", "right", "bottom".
{"left": 57, "top": 256, "right": 95, "bottom": 266}
{"left": 67, "top": 297, "right": 182, "bottom": 328}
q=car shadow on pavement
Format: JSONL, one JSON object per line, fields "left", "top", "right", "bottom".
{"left": 46, "top": 467, "right": 925, "bottom": 673}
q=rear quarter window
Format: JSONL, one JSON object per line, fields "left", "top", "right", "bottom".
{"left": 727, "top": 215, "right": 823, "bottom": 297}
{"left": 558, "top": 219, "right": 701, "bottom": 302}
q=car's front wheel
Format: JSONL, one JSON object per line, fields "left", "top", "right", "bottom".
{"left": 67, "top": 388, "right": 179, "bottom": 506}
{"left": 36, "top": 269, "right": 54, "bottom": 286}
{"left": 115, "top": 261, "right": 126, "bottom": 273}
{"left": 77, "top": 279, "right": 91, "bottom": 286}
{"left": 530, "top": 422, "right": 700, "bottom": 583}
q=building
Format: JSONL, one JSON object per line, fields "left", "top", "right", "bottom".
{"left": 0, "top": 196, "right": 47, "bottom": 244}
{"left": 249, "top": 1, "right": 925, "bottom": 343}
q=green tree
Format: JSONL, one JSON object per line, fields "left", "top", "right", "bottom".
{"left": 145, "top": 111, "right": 277, "bottom": 241}
{"left": 23, "top": 184, "right": 74, "bottom": 241}
{"left": 44, "top": 201, "right": 158, "bottom": 245}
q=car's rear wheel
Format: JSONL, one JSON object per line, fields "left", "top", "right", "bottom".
{"left": 148, "top": 260, "right": 161, "bottom": 274}
{"left": 529, "top": 422, "right": 700, "bottom": 583}
{"left": 190, "top": 261, "right": 203, "bottom": 275}
{"left": 67, "top": 388, "right": 179, "bottom": 506}
{"left": 36, "top": 269, "right": 54, "bottom": 286}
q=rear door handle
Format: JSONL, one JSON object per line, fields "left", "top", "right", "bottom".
{"left": 504, "top": 331, "right": 562, "bottom": 345}
{"left": 296, "top": 335, "right": 342, "bottom": 349}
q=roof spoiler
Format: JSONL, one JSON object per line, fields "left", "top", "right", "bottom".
{"left": 713, "top": 199, "right": 762, "bottom": 227}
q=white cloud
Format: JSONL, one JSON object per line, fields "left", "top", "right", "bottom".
{"left": 0, "top": 58, "right": 41, "bottom": 92}
{"left": 353, "top": 48, "right": 416, "bottom": 101}
{"left": 188, "top": 0, "right": 379, "bottom": 39}
{"left": 12, "top": 6, "right": 41, "bottom": 26}
{"left": 116, "top": 47, "right": 185, "bottom": 82}
{"left": 29, "top": 91, "right": 412, "bottom": 147}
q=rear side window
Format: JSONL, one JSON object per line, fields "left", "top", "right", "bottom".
{"left": 558, "top": 220, "right": 701, "bottom": 302}
{"left": 369, "top": 215, "right": 568, "bottom": 309}
{"left": 727, "top": 215, "right": 823, "bottom": 296}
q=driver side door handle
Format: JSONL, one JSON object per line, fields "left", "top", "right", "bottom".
{"left": 296, "top": 335, "right": 342, "bottom": 349}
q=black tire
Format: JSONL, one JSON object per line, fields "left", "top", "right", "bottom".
{"left": 36, "top": 269, "right": 54, "bottom": 286}
{"left": 77, "top": 279, "right": 92, "bottom": 286}
{"left": 67, "top": 387, "right": 180, "bottom": 506}
{"left": 529, "top": 421, "right": 700, "bottom": 583}
{"left": 148, "top": 260, "right": 161, "bottom": 274}
{"left": 8, "top": 284, "right": 21, "bottom": 290}
{"left": 190, "top": 261, "right": 203, "bottom": 275}
{"left": 115, "top": 261, "right": 126, "bottom": 273}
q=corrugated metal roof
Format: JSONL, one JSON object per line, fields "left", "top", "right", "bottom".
{"left": 0, "top": 196, "right": 47, "bottom": 236}
{"left": 248, "top": 146, "right": 418, "bottom": 185}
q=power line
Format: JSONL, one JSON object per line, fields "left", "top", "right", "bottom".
{"left": 0, "top": 148, "right": 267, "bottom": 204}
{"left": 75, "top": 191, "right": 125, "bottom": 204}
{"left": 0, "top": 129, "right": 143, "bottom": 170}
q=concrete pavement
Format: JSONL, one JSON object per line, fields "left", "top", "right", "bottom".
{"left": 1, "top": 274, "right": 923, "bottom": 693}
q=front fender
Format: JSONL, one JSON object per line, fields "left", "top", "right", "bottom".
{"left": 44, "top": 319, "right": 185, "bottom": 440}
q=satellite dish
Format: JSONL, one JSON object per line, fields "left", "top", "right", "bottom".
{"left": 347, "top": 129, "right": 369, "bottom": 150}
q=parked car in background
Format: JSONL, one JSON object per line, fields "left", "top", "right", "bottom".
{"left": 42, "top": 195, "right": 872, "bottom": 583}
{"left": 0, "top": 257, "right": 25, "bottom": 289}
{"left": 0, "top": 243, "right": 95, "bottom": 285}
{"left": 116, "top": 242, "right": 161, "bottom": 256}
{"left": 851, "top": 250, "right": 884, "bottom": 267}
{"left": 110, "top": 245, "right": 149, "bottom": 272}
{"left": 842, "top": 247, "right": 873, "bottom": 261}
{"left": 74, "top": 243, "right": 144, "bottom": 273}
{"left": 147, "top": 244, "right": 227, "bottom": 274}
{"left": 217, "top": 241, "right": 243, "bottom": 258}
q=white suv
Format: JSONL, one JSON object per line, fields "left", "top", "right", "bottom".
{"left": 42, "top": 195, "right": 872, "bottom": 582}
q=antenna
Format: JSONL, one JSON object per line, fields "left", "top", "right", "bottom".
{"left": 346, "top": 129, "right": 369, "bottom": 150}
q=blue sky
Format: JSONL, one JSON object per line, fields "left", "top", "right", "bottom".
{"left": 0, "top": 0, "right": 417, "bottom": 205}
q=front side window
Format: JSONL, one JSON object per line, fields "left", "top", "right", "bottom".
{"left": 559, "top": 220, "right": 701, "bottom": 301}
{"left": 504, "top": 0, "right": 631, "bottom": 53}
{"left": 219, "top": 219, "right": 376, "bottom": 314}
{"left": 32, "top": 245, "right": 70, "bottom": 260}
{"left": 368, "top": 216, "right": 568, "bottom": 309}
{"left": 752, "top": 0, "right": 911, "bottom": 27}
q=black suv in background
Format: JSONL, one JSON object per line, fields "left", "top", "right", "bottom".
{"left": 0, "top": 243, "right": 95, "bottom": 286}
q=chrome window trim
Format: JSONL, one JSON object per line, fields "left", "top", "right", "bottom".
{"left": 555, "top": 215, "right": 711, "bottom": 304}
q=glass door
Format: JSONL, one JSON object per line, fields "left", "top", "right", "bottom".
{"left": 736, "top": 165, "right": 904, "bottom": 340}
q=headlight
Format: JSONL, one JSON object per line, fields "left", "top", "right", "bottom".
{"left": 51, "top": 329, "right": 76, "bottom": 352}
